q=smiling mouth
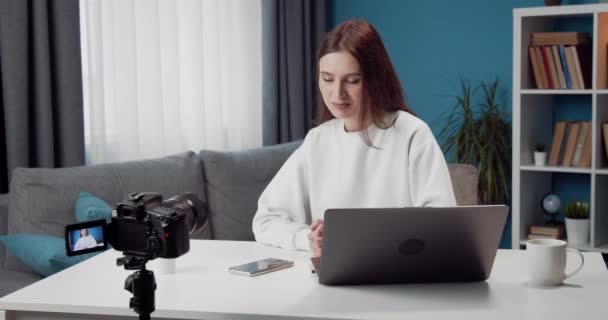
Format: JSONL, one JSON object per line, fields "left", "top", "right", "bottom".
{"left": 332, "top": 103, "right": 350, "bottom": 109}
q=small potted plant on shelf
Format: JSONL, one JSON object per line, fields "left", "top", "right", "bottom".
{"left": 534, "top": 143, "right": 546, "bottom": 166}
{"left": 563, "top": 200, "right": 590, "bottom": 246}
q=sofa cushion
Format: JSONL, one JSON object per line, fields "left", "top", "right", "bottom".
{"left": 74, "top": 191, "right": 112, "bottom": 223}
{"left": 200, "top": 141, "right": 302, "bottom": 241}
{"left": 6, "top": 152, "right": 208, "bottom": 273}
{"left": 0, "top": 194, "right": 7, "bottom": 269}
{"left": 448, "top": 164, "right": 478, "bottom": 206}
{"left": 0, "top": 269, "right": 42, "bottom": 298}
{"left": 0, "top": 234, "right": 99, "bottom": 277}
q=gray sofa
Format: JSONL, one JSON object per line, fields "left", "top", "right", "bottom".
{"left": 0, "top": 141, "right": 478, "bottom": 297}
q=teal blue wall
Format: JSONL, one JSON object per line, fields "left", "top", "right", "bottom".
{"left": 328, "top": 0, "right": 597, "bottom": 248}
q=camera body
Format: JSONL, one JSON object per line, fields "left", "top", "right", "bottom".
{"left": 65, "top": 192, "right": 207, "bottom": 260}
{"left": 109, "top": 192, "right": 190, "bottom": 259}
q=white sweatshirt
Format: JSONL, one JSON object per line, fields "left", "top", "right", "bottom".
{"left": 252, "top": 110, "right": 456, "bottom": 252}
{"left": 74, "top": 235, "right": 97, "bottom": 251}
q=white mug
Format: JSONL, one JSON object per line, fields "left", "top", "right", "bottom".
{"left": 149, "top": 258, "right": 177, "bottom": 275}
{"left": 527, "top": 239, "right": 584, "bottom": 286}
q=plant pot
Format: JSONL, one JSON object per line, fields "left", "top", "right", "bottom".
{"left": 534, "top": 152, "right": 546, "bottom": 166}
{"left": 565, "top": 218, "right": 590, "bottom": 246}
{"left": 545, "top": 0, "right": 561, "bottom": 5}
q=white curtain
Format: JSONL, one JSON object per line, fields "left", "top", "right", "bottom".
{"left": 80, "top": 0, "right": 262, "bottom": 164}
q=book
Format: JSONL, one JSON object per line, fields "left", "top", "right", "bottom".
{"left": 530, "top": 31, "right": 589, "bottom": 39}
{"left": 565, "top": 46, "right": 581, "bottom": 89}
{"left": 529, "top": 47, "right": 544, "bottom": 89}
{"left": 528, "top": 233, "right": 565, "bottom": 240}
{"left": 562, "top": 121, "right": 581, "bottom": 166}
{"left": 578, "top": 123, "right": 592, "bottom": 168}
{"left": 545, "top": 46, "right": 559, "bottom": 89}
{"left": 540, "top": 46, "right": 555, "bottom": 89}
{"left": 575, "top": 44, "right": 592, "bottom": 89}
{"left": 534, "top": 47, "right": 549, "bottom": 89}
{"left": 529, "top": 224, "right": 566, "bottom": 236}
{"left": 552, "top": 46, "right": 566, "bottom": 89}
{"left": 572, "top": 121, "right": 590, "bottom": 166}
{"left": 558, "top": 45, "right": 572, "bottom": 89}
{"left": 548, "top": 121, "right": 567, "bottom": 166}
{"left": 530, "top": 32, "right": 590, "bottom": 46}
{"left": 572, "top": 46, "right": 586, "bottom": 89}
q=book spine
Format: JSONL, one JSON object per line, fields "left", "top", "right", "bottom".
{"left": 565, "top": 46, "right": 580, "bottom": 90}
{"left": 559, "top": 45, "right": 571, "bottom": 89}
{"left": 552, "top": 46, "right": 566, "bottom": 89}
{"left": 577, "top": 122, "right": 592, "bottom": 168}
{"left": 572, "top": 46, "right": 586, "bottom": 89}
{"left": 529, "top": 47, "right": 544, "bottom": 89}
{"left": 549, "top": 121, "right": 567, "bottom": 166}
{"left": 571, "top": 121, "right": 589, "bottom": 166}
{"left": 562, "top": 121, "right": 581, "bottom": 167}
{"left": 540, "top": 46, "right": 555, "bottom": 89}
{"left": 535, "top": 47, "right": 549, "bottom": 89}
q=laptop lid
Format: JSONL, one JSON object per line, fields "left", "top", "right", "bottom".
{"left": 318, "top": 205, "right": 509, "bottom": 285}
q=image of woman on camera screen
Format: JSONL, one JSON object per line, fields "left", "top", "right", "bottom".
{"left": 74, "top": 228, "right": 98, "bottom": 251}
{"left": 252, "top": 19, "right": 456, "bottom": 258}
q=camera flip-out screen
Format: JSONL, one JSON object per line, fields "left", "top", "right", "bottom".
{"left": 65, "top": 219, "right": 108, "bottom": 256}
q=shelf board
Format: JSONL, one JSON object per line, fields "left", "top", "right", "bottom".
{"left": 514, "top": 4, "right": 605, "bottom": 18}
{"left": 596, "top": 169, "right": 608, "bottom": 175}
{"left": 595, "top": 89, "right": 608, "bottom": 95}
{"left": 520, "top": 89, "right": 592, "bottom": 95}
{"left": 520, "top": 165, "right": 592, "bottom": 174}
{"left": 519, "top": 240, "right": 607, "bottom": 253}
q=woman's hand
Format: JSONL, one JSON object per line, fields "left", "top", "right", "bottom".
{"left": 308, "top": 219, "right": 324, "bottom": 257}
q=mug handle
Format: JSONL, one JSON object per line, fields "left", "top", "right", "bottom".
{"left": 564, "top": 248, "right": 585, "bottom": 279}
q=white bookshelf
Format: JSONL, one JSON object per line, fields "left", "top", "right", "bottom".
{"left": 513, "top": 4, "right": 608, "bottom": 253}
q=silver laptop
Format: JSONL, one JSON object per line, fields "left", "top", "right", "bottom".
{"left": 315, "top": 205, "right": 509, "bottom": 285}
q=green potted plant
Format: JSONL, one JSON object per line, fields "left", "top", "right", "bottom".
{"left": 563, "top": 201, "right": 590, "bottom": 246}
{"left": 438, "top": 78, "right": 512, "bottom": 205}
{"left": 534, "top": 143, "right": 546, "bottom": 166}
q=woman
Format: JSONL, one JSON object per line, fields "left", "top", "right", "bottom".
{"left": 252, "top": 19, "right": 456, "bottom": 257}
{"left": 74, "top": 228, "right": 98, "bottom": 251}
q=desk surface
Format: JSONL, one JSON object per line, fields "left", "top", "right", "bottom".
{"left": 0, "top": 240, "right": 606, "bottom": 320}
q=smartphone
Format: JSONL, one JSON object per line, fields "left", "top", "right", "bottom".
{"left": 229, "top": 258, "right": 294, "bottom": 276}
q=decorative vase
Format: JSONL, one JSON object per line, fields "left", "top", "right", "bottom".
{"left": 565, "top": 218, "right": 590, "bottom": 246}
{"left": 545, "top": 0, "right": 561, "bottom": 5}
{"left": 534, "top": 152, "right": 546, "bottom": 166}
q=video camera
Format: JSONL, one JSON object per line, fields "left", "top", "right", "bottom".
{"left": 64, "top": 192, "right": 208, "bottom": 320}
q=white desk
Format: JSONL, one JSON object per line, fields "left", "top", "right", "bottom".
{"left": 0, "top": 240, "right": 606, "bottom": 320}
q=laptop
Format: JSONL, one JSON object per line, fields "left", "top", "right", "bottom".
{"left": 314, "top": 205, "right": 509, "bottom": 285}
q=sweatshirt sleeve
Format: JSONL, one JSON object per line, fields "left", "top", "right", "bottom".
{"left": 408, "top": 128, "right": 457, "bottom": 207}
{"left": 252, "top": 141, "right": 312, "bottom": 251}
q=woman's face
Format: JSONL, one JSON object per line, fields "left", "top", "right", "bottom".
{"left": 81, "top": 229, "right": 88, "bottom": 237}
{"left": 319, "top": 51, "right": 363, "bottom": 129}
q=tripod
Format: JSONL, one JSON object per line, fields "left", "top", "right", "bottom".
{"left": 117, "top": 255, "right": 157, "bottom": 320}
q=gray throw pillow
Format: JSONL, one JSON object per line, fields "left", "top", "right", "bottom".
{"left": 6, "top": 152, "right": 208, "bottom": 273}
{"left": 200, "top": 141, "right": 302, "bottom": 241}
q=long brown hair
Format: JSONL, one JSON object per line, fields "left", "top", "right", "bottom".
{"left": 315, "top": 19, "right": 414, "bottom": 136}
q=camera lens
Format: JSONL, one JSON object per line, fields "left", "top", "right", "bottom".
{"left": 162, "top": 193, "right": 208, "bottom": 234}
